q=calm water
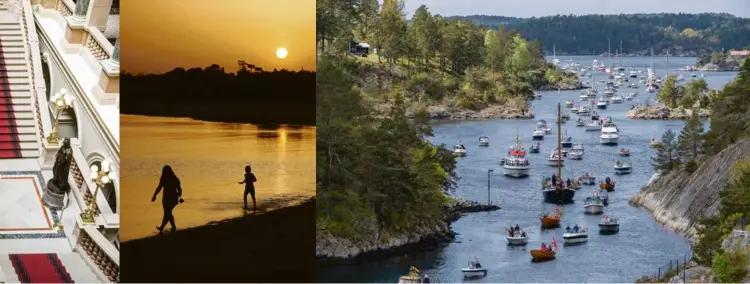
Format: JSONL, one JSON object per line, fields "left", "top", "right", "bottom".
{"left": 120, "top": 114, "right": 316, "bottom": 241}
{"left": 317, "top": 56, "right": 737, "bottom": 282}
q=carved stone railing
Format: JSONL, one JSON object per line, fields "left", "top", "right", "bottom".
{"left": 55, "top": 0, "right": 72, "bottom": 17}
{"left": 21, "top": 0, "right": 52, "bottom": 148}
{"left": 79, "top": 227, "right": 119, "bottom": 282}
{"left": 84, "top": 31, "right": 109, "bottom": 61}
{"left": 70, "top": 139, "right": 112, "bottom": 214}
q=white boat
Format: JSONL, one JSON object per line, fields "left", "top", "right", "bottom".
{"left": 503, "top": 135, "right": 531, "bottom": 178}
{"left": 585, "top": 120, "right": 601, "bottom": 131}
{"left": 596, "top": 100, "right": 607, "bottom": 109}
{"left": 584, "top": 195, "right": 604, "bottom": 214}
{"left": 599, "top": 215, "right": 620, "bottom": 234}
{"left": 532, "top": 128, "right": 545, "bottom": 140}
{"left": 548, "top": 150, "right": 564, "bottom": 167}
{"left": 691, "top": 73, "right": 697, "bottom": 78}
{"left": 614, "top": 161, "right": 632, "bottom": 175}
{"left": 506, "top": 228, "right": 528, "bottom": 245}
{"left": 599, "top": 118, "right": 619, "bottom": 145}
{"left": 578, "top": 173, "right": 596, "bottom": 185}
{"left": 534, "top": 92, "right": 543, "bottom": 99}
{"left": 479, "top": 136, "right": 490, "bottom": 147}
{"left": 577, "top": 105, "right": 590, "bottom": 116}
{"left": 646, "top": 85, "right": 656, "bottom": 93}
{"left": 537, "top": 120, "right": 552, "bottom": 134}
{"left": 453, "top": 144, "right": 467, "bottom": 156}
{"left": 575, "top": 118, "right": 585, "bottom": 127}
{"left": 462, "top": 258, "right": 487, "bottom": 278}
{"left": 624, "top": 93, "right": 634, "bottom": 101}
{"left": 572, "top": 143, "right": 584, "bottom": 151}
{"left": 561, "top": 134, "right": 573, "bottom": 148}
{"left": 611, "top": 95, "right": 623, "bottom": 103}
{"left": 580, "top": 94, "right": 589, "bottom": 101}
{"left": 604, "top": 88, "right": 615, "bottom": 96}
{"left": 562, "top": 226, "right": 588, "bottom": 244}
{"left": 564, "top": 100, "right": 574, "bottom": 107}
{"left": 569, "top": 148, "right": 584, "bottom": 160}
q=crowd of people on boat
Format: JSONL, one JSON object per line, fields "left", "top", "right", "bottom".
{"left": 507, "top": 224, "right": 527, "bottom": 238}
{"left": 565, "top": 224, "right": 583, "bottom": 233}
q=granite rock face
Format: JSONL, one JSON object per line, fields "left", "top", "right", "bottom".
{"left": 629, "top": 138, "right": 750, "bottom": 238}
{"left": 626, "top": 104, "right": 710, "bottom": 120}
{"left": 316, "top": 198, "right": 499, "bottom": 260}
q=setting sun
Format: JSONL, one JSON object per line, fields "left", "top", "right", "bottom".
{"left": 276, "top": 47, "right": 288, "bottom": 59}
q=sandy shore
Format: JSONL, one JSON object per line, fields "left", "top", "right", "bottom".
{"left": 120, "top": 198, "right": 315, "bottom": 282}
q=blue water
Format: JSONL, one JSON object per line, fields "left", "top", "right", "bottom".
{"left": 317, "top": 56, "right": 736, "bottom": 283}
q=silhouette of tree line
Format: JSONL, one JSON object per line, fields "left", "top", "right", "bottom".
{"left": 121, "top": 64, "right": 315, "bottom": 125}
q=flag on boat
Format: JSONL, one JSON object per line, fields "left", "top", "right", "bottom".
{"left": 552, "top": 237, "right": 558, "bottom": 249}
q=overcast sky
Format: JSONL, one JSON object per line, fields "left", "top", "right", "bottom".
{"left": 402, "top": 0, "right": 750, "bottom": 18}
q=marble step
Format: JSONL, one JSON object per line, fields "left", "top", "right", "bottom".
{"left": 1, "top": 65, "right": 28, "bottom": 71}
{"left": 0, "top": 25, "right": 20, "bottom": 31}
{"left": 0, "top": 59, "right": 27, "bottom": 66}
{"left": 0, "top": 41, "right": 23, "bottom": 47}
{"left": 4, "top": 91, "right": 31, "bottom": 98}
{"left": 0, "top": 35, "right": 22, "bottom": 41}
{"left": 0, "top": 85, "right": 29, "bottom": 91}
{"left": 0, "top": 46, "right": 24, "bottom": 53}
{"left": 0, "top": 125, "right": 34, "bottom": 134}
{"left": 0, "top": 118, "right": 35, "bottom": 127}
{"left": 0, "top": 71, "right": 30, "bottom": 78}
{"left": 0, "top": 134, "right": 35, "bottom": 142}
{"left": 0, "top": 105, "right": 30, "bottom": 112}
{"left": 58, "top": 252, "right": 102, "bottom": 283}
{"left": 0, "top": 141, "right": 36, "bottom": 150}
{"left": 0, "top": 78, "right": 29, "bottom": 84}
{"left": 0, "top": 98, "right": 33, "bottom": 106}
{"left": 0, "top": 30, "right": 21, "bottom": 36}
{"left": 0, "top": 257, "right": 14, "bottom": 283}
{"left": 0, "top": 53, "right": 26, "bottom": 59}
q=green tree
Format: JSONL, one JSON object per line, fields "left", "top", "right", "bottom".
{"left": 703, "top": 57, "right": 750, "bottom": 154}
{"left": 379, "top": 0, "right": 408, "bottom": 72}
{"left": 410, "top": 5, "right": 439, "bottom": 67}
{"left": 354, "top": 0, "right": 379, "bottom": 42}
{"left": 657, "top": 75, "right": 680, "bottom": 108}
{"left": 678, "top": 112, "right": 705, "bottom": 161}
{"left": 682, "top": 79, "right": 709, "bottom": 108}
{"left": 652, "top": 129, "right": 680, "bottom": 172}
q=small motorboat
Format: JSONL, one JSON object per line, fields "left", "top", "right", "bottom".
{"left": 532, "top": 128, "right": 545, "bottom": 140}
{"left": 530, "top": 238, "right": 558, "bottom": 261}
{"left": 577, "top": 105, "right": 591, "bottom": 116}
{"left": 564, "top": 100, "right": 574, "bottom": 108}
{"left": 462, "top": 258, "right": 487, "bottom": 278}
{"left": 561, "top": 135, "right": 573, "bottom": 148}
{"left": 590, "top": 110, "right": 600, "bottom": 120}
{"left": 611, "top": 95, "right": 623, "bottom": 104}
{"left": 578, "top": 173, "right": 596, "bottom": 185}
{"left": 534, "top": 92, "right": 543, "bottom": 99}
{"left": 506, "top": 227, "right": 528, "bottom": 246}
{"left": 569, "top": 148, "right": 584, "bottom": 160}
{"left": 619, "top": 148, "right": 630, "bottom": 157}
{"left": 537, "top": 120, "right": 552, "bottom": 134}
{"left": 453, "top": 144, "right": 467, "bottom": 157}
{"left": 614, "top": 161, "right": 632, "bottom": 175}
{"left": 596, "top": 100, "right": 607, "bottom": 109}
{"left": 584, "top": 195, "right": 604, "bottom": 214}
{"left": 599, "top": 191, "right": 609, "bottom": 206}
{"left": 529, "top": 142, "right": 541, "bottom": 153}
{"left": 548, "top": 150, "right": 565, "bottom": 166}
{"left": 398, "top": 266, "right": 422, "bottom": 284}
{"left": 561, "top": 113, "right": 571, "bottom": 121}
{"left": 479, "top": 136, "right": 490, "bottom": 147}
{"left": 576, "top": 118, "right": 585, "bottom": 127}
{"left": 585, "top": 121, "right": 601, "bottom": 131}
{"left": 540, "top": 207, "right": 562, "bottom": 228}
{"left": 650, "top": 139, "right": 662, "bottom": 148}
{"left": 580, "top": 94, "right": 589, "bottom": 101}
{"left": 562, "top": 225, "right": 588, "bottom": 244}
{"left": 600, "top": 178, "right": 616, "bottom": 192}
{"left": 571, "top": 107, "right": 579, "bottom": 114}
{"left": 599, "top": 215, "right": 620, "bottom": 235}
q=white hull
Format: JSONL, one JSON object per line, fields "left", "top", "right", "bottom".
{"left": 462, "top": 269, "right": 487, "bottom": 278}
{"left": 506, "top": 236, "right": 528, "bottom": 245}
{"left": 569, "top": 152, "right": 583, "bottom": 160}
{"left": 585, "top": 204, "right": 604, "bottom": 214}
{"left": 562, "top": 234, "right": 588, "bottom": 243}
{"left": 585, "top": 125, "right": 601, "bottom": 131}
{"left": 503, "top": 166, "right": 530, "bottom": 177}
{"left": 548, "top": 159, "right": 564, "bottom": 167}
{"left": 600, "top": 136, "right": 619, "bottom": 145}
{"left": 615, "top": 167, "right": 632, "bottom": 175}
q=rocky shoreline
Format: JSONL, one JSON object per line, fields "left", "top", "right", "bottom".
{"left": 537, "top": 81, "right": 584, "bottom": 91}
{"left": 316, "top": 197, "right": 500, "bottom": 264}
{"left": 426, "top": 104, "right": 534, "bottom": 120}
{"left": 625, "top": 104, "right": 710, "bottom": 120}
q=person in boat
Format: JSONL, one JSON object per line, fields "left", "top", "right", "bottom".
{"left": 573, "top": 224, "right": 579, "bottom": 233}
{"left": 515, "top": 224, "right": 520, "bottom": 231}
{"left": 541, "top": 243, "right": 547, "bottom": 251}
{"left": 521, "top": 231, "right": 527, "bottom": 237}
{"left": 565, "top": 225, "right": 571, "bottom": 233}
{"left": 566, "top": 179, "right": 572, "bottom": 187}
{"left": 551, "top": 174, "right": 558, "bottom": 186}
{"left": 605, "top": 177, "right": 611, "bottom": 184}
{"left": 508, "top": 228, "right": 514, "bottom": 237}
{"left": 474, "top": 260, "right": 482, "bottom": 268}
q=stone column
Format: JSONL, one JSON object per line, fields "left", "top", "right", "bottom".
{"left": 112, "top": 37, "right": 119, "bottom": 62}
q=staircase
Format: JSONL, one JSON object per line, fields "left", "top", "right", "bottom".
{"left": 0, "top": 10, "right": 38, "bottom": 159}
{"left": 0, "top": 252, "right": 101, "bottom": 283}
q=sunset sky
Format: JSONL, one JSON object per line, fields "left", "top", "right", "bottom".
{"left": 121, "top": 0, "right": 316, "bottom": 74}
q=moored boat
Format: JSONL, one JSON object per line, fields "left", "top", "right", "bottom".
{"left": 503, "top": 135, "right": 531, "bottom": 178}
{"left": 561, "top": 134, "right": 573, "bottom": 148}
{"left": 619, "top": 148, "right": 630, "bottom": 156}
{"left": 584, "top": 194, "right": 604, "bottom": 214}
{"left": 611, "top": 95, "right": 623, "bottom": 103}
{"left": 532, "top": 128, "right": 545, "bottom": 140}
{"left": 599, "top": 215, "right": 620, "bottom": 235}
{"left": 599, "top": 117, "right": 619, "bottom": 145}
{"left": 564, "top": 100, "right": 574, "bottom": 108}
{"left": 547, "top": 150, "right": 564, "bottom": 166}
{"left": 578, "top": 173, "right": 596, "bottom": 185}
{"left": 596, "top": 100, "right": 607, "bottom": 109}
{"left": 590, "top": 110, "right": 600, "bottom": 120}
{"left": 585, "top": 120, "right": 601, "bottom": 131}
{"left": 614, "top": 160, "right": 632, "bottom": 175}
{"left": 453, "top": 144, "right": 467, "bottom": 156}
{"left": 530, "top": 142, "right": 541, "bottom": 153}
{"left": 569, "top": 148, "right": 584, "bottom": 160}
{"left": 576, "top": 118, "right": 585, "bottom": 127}
{"left": 479, "top": 136, "right": 490, "bottom": 147}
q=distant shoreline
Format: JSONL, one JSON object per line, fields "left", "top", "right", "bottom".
{"left": 121, "top": 112, "right": 316, "bottom": 128}
{"left": 121, "top": 102, "right": 315, "bottom": 126}
{"left": 120, "top": 197, "right": 316, "bottom": 282}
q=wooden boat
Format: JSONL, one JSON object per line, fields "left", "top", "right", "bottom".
{"left": 600, "top": 180, "right": 616, "bottom": 192}
{"left": 530, "top": 249, "right": 556, "bottom": 261}
{"left": 398, "top": 266, "right": 422, "bottom": 283}
{"left": 540, "top": 206, "right": 562, "bottom": 228}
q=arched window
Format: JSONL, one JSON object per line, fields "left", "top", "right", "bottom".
{"left": 89, "top": 160, "right": 117, "bottom": 213}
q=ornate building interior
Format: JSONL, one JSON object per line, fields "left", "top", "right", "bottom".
{"left": 0, "top": 0, "right": 118, "bottom": 282}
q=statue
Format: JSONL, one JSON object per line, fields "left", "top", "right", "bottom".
{"left": 42, "top": 138, "right": 73, "bottom": 210}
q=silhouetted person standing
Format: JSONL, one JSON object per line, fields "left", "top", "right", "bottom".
{"left": 239, "top": 165, "right": 257, "bottom": 210}
{"left": 152, "top": 165, "right": 183, "bottom": 233}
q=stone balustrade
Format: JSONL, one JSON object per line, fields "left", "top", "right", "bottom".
{"left": 56, "top": 0, "right": 72, "bottom": 17}
{"left": 21, "top": 0, "right": 52, "bottom": 146}
{"left": 79, "top": 227, "right": 119, "bottom": 282}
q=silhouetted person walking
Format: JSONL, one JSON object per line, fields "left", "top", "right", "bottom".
{"left": 239, "top": 165, "right": 257, "bottom": 210}
{"left": 152, "top": 165, "right": 183, "bottom": 233}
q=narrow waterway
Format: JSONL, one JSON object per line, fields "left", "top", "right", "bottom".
{"left": 317, "top": 56, "right": 736, "bottom": 282}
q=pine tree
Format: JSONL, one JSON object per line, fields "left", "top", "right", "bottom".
{"left": 652, "top": 129, "right": 680, "bottom": 172}
{"left": 678, "top": 112, "right": 705, "bottom": 161}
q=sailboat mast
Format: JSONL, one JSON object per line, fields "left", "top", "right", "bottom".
{"left": 557, "top": 93, "right": 562, "bottom": 179}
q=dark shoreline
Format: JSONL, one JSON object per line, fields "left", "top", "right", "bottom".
{"left": 316, "top": 199, "right": 499, "bottom": 266}
{"left": 121, "top": 103, "right": 315, "bottom": 127}
{"left": 120, "top": 198, "right": 316, "bottom": 283}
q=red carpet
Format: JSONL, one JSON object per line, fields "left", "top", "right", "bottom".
{"left": 9, "top": 254, "right": 74, "bottom": 283}
{"left": 0, "top": 37, "right": 21, "bottom": 158}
